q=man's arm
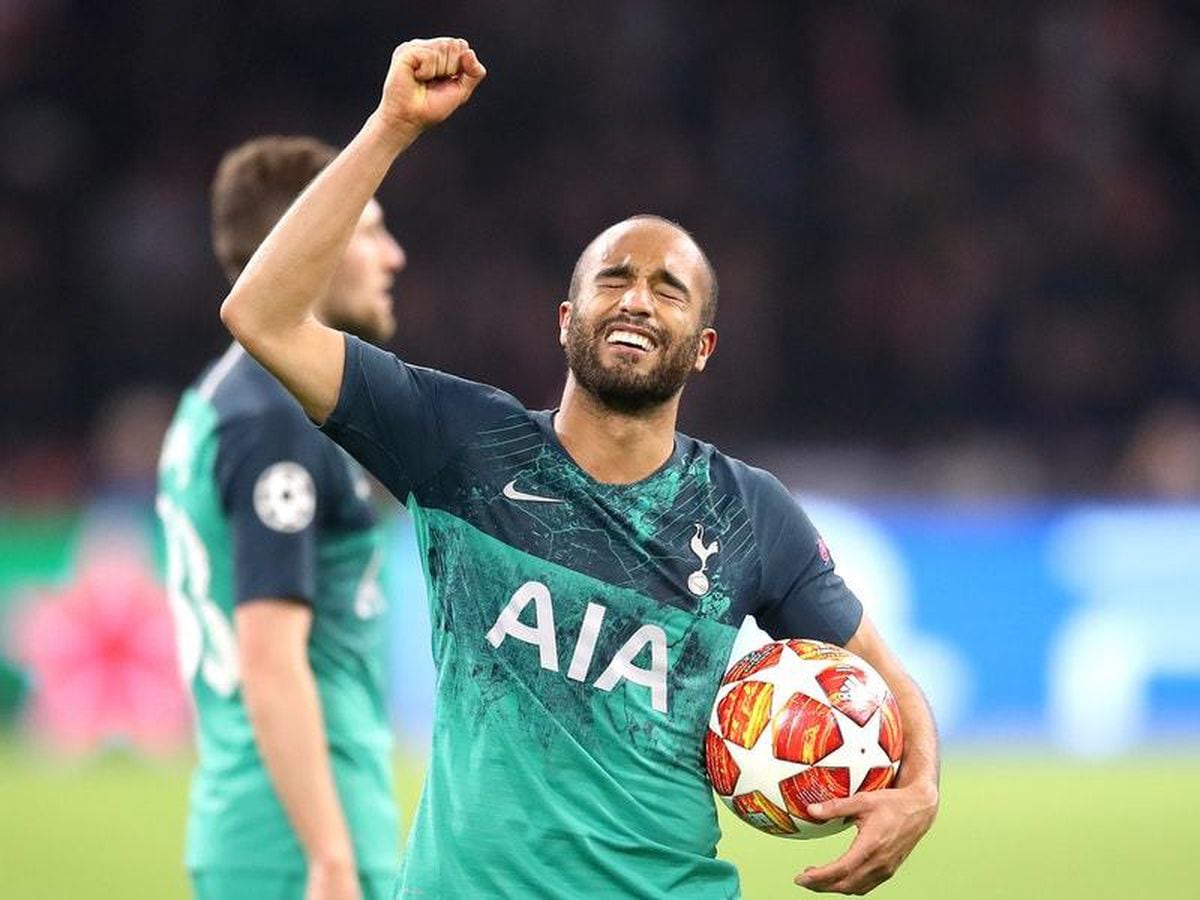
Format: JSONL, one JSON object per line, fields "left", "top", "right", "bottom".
{"left": 220, "top": 37, "right": 486, "bottom": 423}
{"left": 237, "top": 601, "right": 360, "bottom": 900}
{"left": 796, "top": 614, "right": 940, "bottom": 895}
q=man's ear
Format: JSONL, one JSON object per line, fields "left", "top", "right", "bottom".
{"left": 558, "top": 300, "right": 573, "bottom": 348}
{"left": 692, "top": 328, "right": 718, "bottom": 372}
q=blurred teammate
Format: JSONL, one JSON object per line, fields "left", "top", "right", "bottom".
{"left": 221, "top": 38, "right": 940, "bottom": 897}
{"left": 156, "top": 136, "right": 404, "bottom": 900}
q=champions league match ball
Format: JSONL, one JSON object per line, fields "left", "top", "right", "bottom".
{"left": 705, "top": 638, "right": 903, "bottom": 839}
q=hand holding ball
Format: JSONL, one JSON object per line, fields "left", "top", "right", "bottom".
{"left": 706, "top": 639, "right": 903, "bottom": 839}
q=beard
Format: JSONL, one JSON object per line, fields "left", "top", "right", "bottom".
{"left": 565, "top": 312, "right": 702, "bottom": 413}
{"left": 324, "top": 303, "right": 396, "bottom": 345}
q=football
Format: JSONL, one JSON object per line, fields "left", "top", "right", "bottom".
{"left": 705, "top": 638, "right": 903, "bottom": 839}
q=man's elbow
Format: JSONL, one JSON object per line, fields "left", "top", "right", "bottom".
{"left": 220, "top": 292, "right": 277, "bottom": 363}
{"left": 220, "top": 290, "right": 251, "bottom": 342}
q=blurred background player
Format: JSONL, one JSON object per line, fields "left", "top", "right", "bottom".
{"left": 156, "top": 136, "right": 405, "bottom": 900}
{"left": 220, "top": 38, "right": 938, "bottom": 897}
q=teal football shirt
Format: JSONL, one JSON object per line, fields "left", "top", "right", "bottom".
{"left": 157, "top": 345, "right": 397, "bottom": 875}
{"left": 323, "top": 336, "right": 862, "bottom": 899}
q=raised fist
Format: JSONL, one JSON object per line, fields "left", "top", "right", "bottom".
{"left": 376, "top": 38, "right": 486, "bottom": 134}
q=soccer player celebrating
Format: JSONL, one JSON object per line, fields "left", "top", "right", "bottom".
{"left": 221, "top": 38, "right": 939, "bottom": 897}
{"left": 157, "top": 136, "right": 405, "bottom": 900}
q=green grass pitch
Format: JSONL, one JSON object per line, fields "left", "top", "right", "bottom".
{"left": 2, "top": 743, "right": 1197, "bottom": 899}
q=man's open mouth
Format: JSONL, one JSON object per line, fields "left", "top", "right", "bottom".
{"left": 605, "top": 328, "right": 657, "bottom": 351}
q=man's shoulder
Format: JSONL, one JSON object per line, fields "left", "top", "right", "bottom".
{"left": 412, "top": 362, "right": 527, "bottom": 412}
{"left": 343, "top": 334, "right": 528, "bottom": 420}
{"left": 678, "top": 431, "right": 789, "bottom": 503}
{"left": 197, "top": 347, "right": 310, "bottom": 430}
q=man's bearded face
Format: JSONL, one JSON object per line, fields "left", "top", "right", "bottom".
{"left": 564, "top": 306, "right": 703, "bottom": 413}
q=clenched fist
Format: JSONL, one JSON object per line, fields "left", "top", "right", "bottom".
{"left": 376, "top": 38, "right": 486, "bottom": 136}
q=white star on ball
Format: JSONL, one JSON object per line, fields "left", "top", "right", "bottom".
{"left": 817, "top": 706, "right": 895, "bottom": 794}
{"left": 720, "top": 724, "right": 809, "bottom": 815}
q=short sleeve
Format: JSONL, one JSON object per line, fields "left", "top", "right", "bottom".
{"left": 320, "top": 334, "right": 523, "bottom": 502}
{"left": 216, "top": 409, "right": 332, "bottom": 606}
{"left": 746, "top": 470, "right": 863, "bottom": 645}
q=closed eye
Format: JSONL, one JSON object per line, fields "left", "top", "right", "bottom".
{"left": 595, "top": 264, "right": 635, "bottom": 289}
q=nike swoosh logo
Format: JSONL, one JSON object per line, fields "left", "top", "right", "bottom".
{"left": 502, "top": 479, "right": 564, "bottom": 504}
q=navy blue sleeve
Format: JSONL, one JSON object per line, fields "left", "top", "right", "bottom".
{"left": 216, "top": 408, "right": 334, "bottom": 606}
{"left": 320, "top": 334, "right": 522, "bottom": 502}
{"left": 745, "top": 468, "right": 863, "bottom": 645}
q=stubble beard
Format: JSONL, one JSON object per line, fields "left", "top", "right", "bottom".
{"left": 325, "top": 301, "right": 396, "bottom": 345}
{"left": 565, "top": 312, "right": 702, "bottom": 414}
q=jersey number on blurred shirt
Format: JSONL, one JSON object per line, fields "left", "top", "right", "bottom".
{"left": 157, "top": 494, "right": 240, "bottom": 697}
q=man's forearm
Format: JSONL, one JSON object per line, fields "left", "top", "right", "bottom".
{"left": 242, "top": 655, "right": 357, "bottom": 870}
{"left": 890, "top": 673, "right": 940, "bottom": 798}
{"left": 796, "top": 617, "right": 938, "bottom": 893}
{"left": 217, "top": 38, "right": 484, "bottom": 423}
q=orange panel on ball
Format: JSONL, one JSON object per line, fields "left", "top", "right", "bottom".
{"left": 723, "top": 642, "right": 783, "bottom": 684}
{"left": 787, "top": 639, "right": 849, "bottom": 662}
{"left": 732, "top": 790, "right": 798, "bottom": 836}
{"left": 779, "top": 767, "right": 851, "bottom": 821}
{"left": 816, "top": 665, "right": 880, "bottom": 727}
{"left": 773, "top": 692, "right": 843, "bottom": 764}
{"left": 717, "top": 681, "right": 774, "bottom": 749}
{"left": 859, "top": 765, "right": 896, "bottom": 794}
{"left": 705, "top": 729, "right": 741, "bottom": 796}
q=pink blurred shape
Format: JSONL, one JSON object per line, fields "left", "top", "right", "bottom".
{"left": 9, "top": 545, "right": 191, "bottom": 754}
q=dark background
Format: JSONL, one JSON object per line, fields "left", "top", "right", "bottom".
{"left": 6, "top": 1, "right": 1200, "bottom": 500}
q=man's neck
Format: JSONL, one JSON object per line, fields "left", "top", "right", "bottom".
{"left": 554, "top": 376, "right": 680, "bottom": 485}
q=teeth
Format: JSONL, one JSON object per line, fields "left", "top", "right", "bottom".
{"left": 607, "top": 330, "right": 653, "bottom": 350}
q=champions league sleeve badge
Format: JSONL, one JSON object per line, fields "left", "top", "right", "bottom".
{"left": 253, "top": 461, "right": 317, "bottom": 533}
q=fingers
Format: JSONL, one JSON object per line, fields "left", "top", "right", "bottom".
{"left": 460, "top": 48, "right": 487, "bottom": 80}
{"left": 796, "top": 859, "right": 895, "bottom": 896}
{"left": 796, "top": 785, "right": 933, "bottom": 894}
{"left": 795, "top": 799, "right": 901, "bottom": 895}
{"left": 795, "top": 835, "right": 870, "bottom": 892}
{"left": 457, "top": 49, "right": 487, "bottom": 99}
{"left": 406, "top": 40, "right": 443, "bottom": 80}
{"left": 798, "top": 868, "right": 894, "bottom": 896}
{"left": 401, "top": 37, "right": 485, "bottom": 83}
{"left": 796, "top": 849, "right": 895, "bottom": 895}
{"left": 807, "top": 792, "right": 869, "bottom": 823}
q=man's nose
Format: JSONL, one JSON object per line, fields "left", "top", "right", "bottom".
{"left": 619, "top": 281, "right": 654, "bottom": 315}
{"left": 386, "top": 234, "right": 407, "bottom": 271}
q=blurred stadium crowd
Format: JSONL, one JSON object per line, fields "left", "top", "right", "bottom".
{"left": 4, "top": 1, "right": 1200, "bottom": 502}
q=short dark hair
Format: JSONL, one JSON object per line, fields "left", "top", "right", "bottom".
{"left": 568, "top": 214, "right": 719, "bottom": 327}
{"left": 210, "top": 135, "right": 337, "bottom": 283}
